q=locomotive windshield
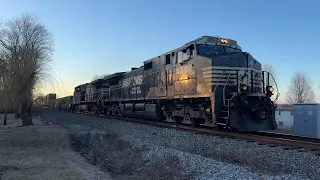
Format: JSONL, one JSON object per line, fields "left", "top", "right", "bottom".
{"left": 197, "top": 44, "right": 241, "bottom": 55}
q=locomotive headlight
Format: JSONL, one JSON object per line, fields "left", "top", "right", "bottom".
{"left": 220, "top": 39, "right": 228, "bottom": 43}
{"left": 240, "top": 83, "right": 247, "bottom": 92}
{"left": 242, "top": 86, "right": 247, "bottom": 91}
{"left": 266, "top": 86, "right": 274, "bottom": 96}
{"left": 268, "top": 87, "right": 274, "bottom": 93}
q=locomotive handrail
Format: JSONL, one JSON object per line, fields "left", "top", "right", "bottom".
{"left": 262, "top": 71, "right": 265, "bottom": 93}
{"left": 269, "top": 72, "right": 280, "bottom": 102}
{"left": 223, "top": 73, "right": 231, "bottom": 106}
{"left": 261, "top": 71, "right": 280, "bottom": 101}
{"left": 213, "top": 71, "right": 225, "bottom": 94}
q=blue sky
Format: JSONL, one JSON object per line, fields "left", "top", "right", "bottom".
{"left": 1, "top": 0, "right": 319, "bottom": 102}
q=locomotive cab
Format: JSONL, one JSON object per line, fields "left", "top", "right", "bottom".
{"left": 193, "top": 36, "right": 278, "bottom": 132}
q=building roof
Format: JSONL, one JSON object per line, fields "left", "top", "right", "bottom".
{"left": 277, "top": 104, "right": 292, "bottom": 110}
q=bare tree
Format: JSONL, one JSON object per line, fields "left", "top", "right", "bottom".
{"left": 34, "top": 94, "right": 45, "bottom": 107}
{"left": 0, "top": 74, "right": 7, "bottom": 125}
{"left": 0, "top": 14, "right": 54, "bottom": 126}
{"left": 0, "top": 45, "right": 12, "bottom": 125}
{"left": 262, "top": 64, "right": 279, "bottom": 102}
{"left": 92, "top": 75, "right": 100, "bottom": 81}
{"left": 286, "top": 71, "right": 315, "bottom": 104}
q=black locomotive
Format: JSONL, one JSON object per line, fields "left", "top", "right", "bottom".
{"left": 60, "top": 36, "right": 278, "bottom": 132}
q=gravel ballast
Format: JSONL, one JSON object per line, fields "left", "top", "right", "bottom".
{"left": 36, "top": 109, "right": 320, "bottom": 179}
{"left": 70, "top": 131, "right": 301, "bottom": 180}
{"left": 53, "top": 115, "right": 320, "bottom": 179}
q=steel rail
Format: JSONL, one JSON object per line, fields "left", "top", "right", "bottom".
{"left": 52, "top": 109, "right": 320, "bottom": 151}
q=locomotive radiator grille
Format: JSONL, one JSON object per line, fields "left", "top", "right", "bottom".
{"left": 97, "top": 89, "right": 109, "bottom": 101}
{"left": 202, "top": 66, "right": 263, "bottom": 87}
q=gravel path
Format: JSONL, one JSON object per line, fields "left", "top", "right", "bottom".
{"left": 36, "top": 109, "right": 320, "bottom": 179}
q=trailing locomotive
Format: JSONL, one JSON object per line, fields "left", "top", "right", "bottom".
{"left": 54, "top": 96, "right": 73, "bottom": 111}
{"left": 66, "top": 36, "right": 279, "bottom": 132}
{"left": 37, "top": 93, "right": 56, "bottom": 109}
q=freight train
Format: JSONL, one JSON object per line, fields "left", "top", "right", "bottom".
{"left": 36, "top": 93, "right": 56, "bottom": 108}
{"left": 41, "top": 36, "right": 279, "bottom": 132}
{"left": 54, "top": 96, "right": 73, "bottom": 110}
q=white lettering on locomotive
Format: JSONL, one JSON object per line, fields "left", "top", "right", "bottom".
{"left": 133, "top": 75, "right": 143, "bottom": 85}
{"left": 130, "top": 86, "right": 141, "bottom": 94}
{"left": 122, "top": 75, "right": 143, "bottom": 87}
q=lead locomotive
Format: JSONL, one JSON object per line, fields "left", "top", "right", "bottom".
{"left": 71, "top": 36, "right": 278, "bottom": 132}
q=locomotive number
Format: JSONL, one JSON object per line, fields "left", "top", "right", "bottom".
{"left": 176, "top": 65, "right": 193, "bottom": 73}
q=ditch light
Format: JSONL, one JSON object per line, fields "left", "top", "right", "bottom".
{"left": 266, "top": 86, "right": 274, "bottom": 96}
{"left": 240, "top": 83, "right": 247, "bottom": 92}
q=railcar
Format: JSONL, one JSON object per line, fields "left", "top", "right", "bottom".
{"left": 72, "top": 83, "right": 89, "bottom": 112}
{"left": 55, "top": 96, "right": 73, "bottom": 111}
{"left": 71, "top": 36, "right": 278, "bottom": 132}
{"left": 42, "top": 93, "right": 56, "bottom": 109}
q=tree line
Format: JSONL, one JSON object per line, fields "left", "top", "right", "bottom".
{"left": 263, "top": 64, "right": 316, "bottom": 104}
{"left": 0, "top": 14, "right": 54, "bottom": 125}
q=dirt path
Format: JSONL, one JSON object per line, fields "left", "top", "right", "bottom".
{"left": 0, "top": 114, "right": 112, "bottom": 180}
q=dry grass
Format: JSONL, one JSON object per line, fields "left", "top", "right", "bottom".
{"left": 0, "top": 114, "right": 112, "bottom": 180}
{"left": 69, "top": 131, "right": 194, "bottom": 180}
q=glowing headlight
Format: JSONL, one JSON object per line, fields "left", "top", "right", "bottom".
{"left": 220, "top": 39, "right": 228, "bottom": 43}
{"left": 266, "top": 86, "right": 274, "bottom": 96}
{"left": 268, "top": 87, "right": 274, "bottom": 92}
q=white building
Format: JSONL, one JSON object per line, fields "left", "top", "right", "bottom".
{"left": 275, "top": 104, "right": 293, "bottom": 127}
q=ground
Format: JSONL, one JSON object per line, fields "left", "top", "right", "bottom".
{"left": 0, "top": 114, "right": 112, "bottom": 180}
{"left": 0, "top": 109, "right": 318, "bottom": 180}
{"left": 35, "top": 108, "right": 318, "bottom": 180}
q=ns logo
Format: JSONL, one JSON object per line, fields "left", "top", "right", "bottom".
{"left": 122, "top": 75, "right": 143, "bottom": 87}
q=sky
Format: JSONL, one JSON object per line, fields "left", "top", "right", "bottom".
{"left": 1, "top": 0, "right": 320, "bottom": 102}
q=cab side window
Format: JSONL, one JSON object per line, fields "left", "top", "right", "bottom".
{"left": 190, "top": 45, "right": 195, "bottom": 58}
{"left": 165, "top": 54, "right": 171, "bottom": 65}
{"left": 176, "top": 44, "right": 195, "bottom": 63}
{"left": 177, "top": 51, "right": 183, "bottom": 63}
{"left": 182, "top": 49, "right": 188, "bottom": 61}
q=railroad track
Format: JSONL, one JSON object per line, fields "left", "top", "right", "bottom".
{"left": 48, "top": 108, "right": 320, "bottom": 152}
